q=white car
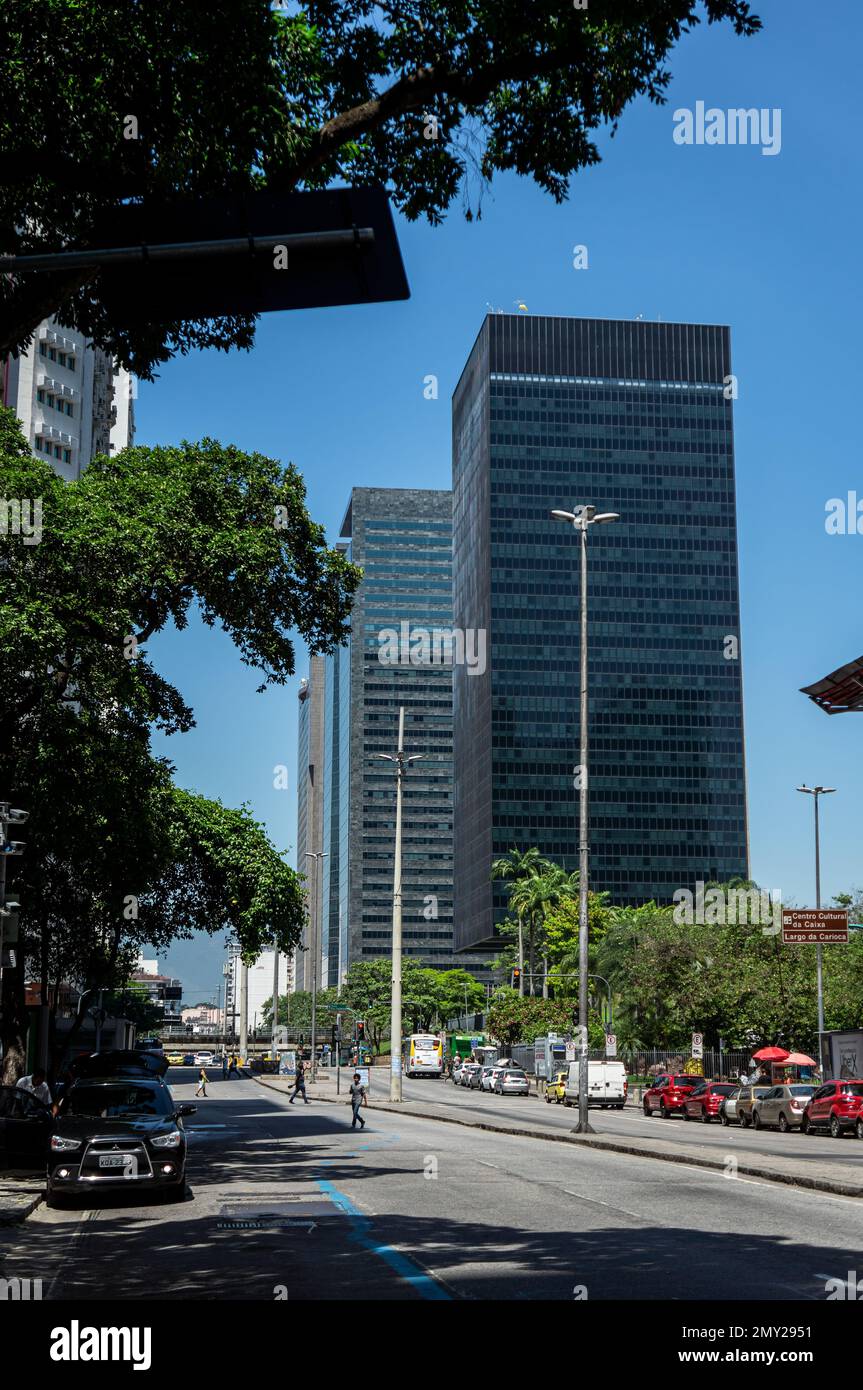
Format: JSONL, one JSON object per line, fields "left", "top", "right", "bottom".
{"left": 193, "top": 1052, "right": 215, "bottom": 1067}
{"left": 482, "top": 1065, "right": 506, "bottom": 1092}
{"left": 457, "top": 1063, "right": 482, "bottom": 1088}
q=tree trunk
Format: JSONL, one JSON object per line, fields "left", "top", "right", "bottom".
{"left": 517, "top": 915, "right": 524, "bottom": 995}
{"left": 0, "top": 926, "right": 29, "bottom": 1083}
{"left": 542, "top": 955, "right": 548, "bottom": 1000}
{"left": 528, "top": 920, "right": 535, "bottom": 996}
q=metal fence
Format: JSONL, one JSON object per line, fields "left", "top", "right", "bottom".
{"left": 507, "top": 1044, "right": 758, "bottom": 1080}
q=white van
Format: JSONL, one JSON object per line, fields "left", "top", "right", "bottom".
{"left": 564, "top": 1060, "right": 628, "bottom": 1109}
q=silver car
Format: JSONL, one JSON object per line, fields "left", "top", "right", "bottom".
{"left": 752, "top": 1083, "right": 816, "bottom": 1132}
{"left": 494, "top": 1068, "right": 530, "bottom": 1096}
{"left": 719, "top": 1087, "right": 742, "bottom": 1126}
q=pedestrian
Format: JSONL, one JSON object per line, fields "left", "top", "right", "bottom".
{"left": 221, "top": 1053, "right": 228, "bottom": 1081}
{"left": 348, "top": 1072, "right": 367, "bottom": 1129}
{"left": 290, "top": 1058, "right": 310, "bottom": 1105}
{"left": 16, "top": 1068, "right": 51, "bottom": 1106}
{"left": 195, "top": 1066, "right": 208, "bottom": 1097}
{"left": 228, "top": 1054, "right": 237, "bottom": 1079}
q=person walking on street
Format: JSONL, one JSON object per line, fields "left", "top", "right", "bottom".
{"left": 228, "top": 1054, "right": 237, "bottom": 1079}
{"left": 290, "top": 1058, "right": 310, "bottom": 1105}
{"left": 349, "top": 1072, "right": 367, "bottom": 1129}
{"left": 221, "top": 1053, "right": 228, "bottom": 1081}
{"left": 195, "top": 1066, "right": 208, "bottom": 1097}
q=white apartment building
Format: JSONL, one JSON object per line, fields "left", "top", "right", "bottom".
{"left": 2, "top": 316, "right": 135, "bottom": 480}
{"left": 223, "top": 947, "right": 294, "bottom": 1039}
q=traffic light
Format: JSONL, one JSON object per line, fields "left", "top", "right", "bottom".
{"left": 356, "top": 1019, "right": 365, "bottom": 1040}
{"left": 511, "top": 967, "right": 521, "bottom": 988}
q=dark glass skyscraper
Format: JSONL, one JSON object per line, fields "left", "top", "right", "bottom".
{"left": 452, "top": 314, "right": 749, "bottom": 952}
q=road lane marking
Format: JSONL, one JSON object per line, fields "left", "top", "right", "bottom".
{"left": 317, "top": 1179, "right": 450, "bottom": 1300}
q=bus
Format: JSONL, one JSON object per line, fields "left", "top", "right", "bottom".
{"left": 403, "top": 1033, "right": 444, "bottom": 1078}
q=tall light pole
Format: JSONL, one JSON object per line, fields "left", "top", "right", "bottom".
{"left": 551, "top": 504, "right": 619, "bottom": 1135}
{"left": 796, "top": 784, "right": 836, "bottom": 1038}
{"left": 375, "top": 706, "right": 424, "bottom": 1102}
{"left": 305, "top": 849, "right": 327, "bottom": 1082}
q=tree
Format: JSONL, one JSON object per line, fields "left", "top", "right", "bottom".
{"left": 0, "top": 411, "right": 361, "bottom": 749}
{"left": 0, "top": 408, "right": 340, "bottom": 1075}
{"left": 486, "top": 989, "right": 605, "bottom": 1049}
{"left": 491, "top": 846, "right": 550, "bottom": 994}
{"left": 0, "top": 1, "right": 762, "bottom": 373}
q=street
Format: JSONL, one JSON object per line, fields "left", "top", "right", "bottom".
{"left": 3, "top": 1068, "right": 863, "bottom": 1302}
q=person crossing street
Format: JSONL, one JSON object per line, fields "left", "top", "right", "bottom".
{"left": 348, "top": 1072, "right": 367, "bottom": 1129}
{"left": 195, "top": 1065, "right": 208, "bottom": 1097}
{"left": 289, "top": 1058, "right": 310, "bottom": 1105}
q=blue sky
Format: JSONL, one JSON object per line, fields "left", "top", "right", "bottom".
{"left": 138, "top": 1, "right": 863, "bottom": 998}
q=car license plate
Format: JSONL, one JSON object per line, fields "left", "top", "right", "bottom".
{"left": 98, "top": 1154, "right": 131, "bottom": 1169}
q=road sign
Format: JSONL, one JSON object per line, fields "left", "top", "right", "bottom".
{"left": 691, "top": 1032, "right": 703, "bottom": 1059}
{"left": 605, "top": 1033, "right": 617, "bottom": 1058}
{"left": 565, "top": 1041, "right": 576, "bottom": 1062}
{"left": 782, "top": 908, "right": 849, "bottom": 945}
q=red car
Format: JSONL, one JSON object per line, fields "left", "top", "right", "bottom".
{"left": 683, "top": 1081, "right": 738, "bottom": 1123}
{"left": 801, "top": 1079, "right": 863, "bottom": 1138}
{"left": 642, "top": 1074, "right": 702, "bottom": 1118}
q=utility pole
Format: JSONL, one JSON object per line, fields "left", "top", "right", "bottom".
{"left": 305, "top": 850, "right": 327, "bottom": 1083}
{"left": 551, "top": 505, "right": 619, "bottom": 1136}
{"left": 797, "top": 784, "right": 836, "bottom": 1038}
{"left": 239, "top": 959, "right": 248, "bottom": 1063}
{"left": 271, "top": 945, "right": 280, "bottom": 1056}
{"left": 375, "top": 707, "right": 424, "bottom": 1102}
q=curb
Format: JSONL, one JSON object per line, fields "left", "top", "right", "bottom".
{"left": 0, "top": 1190, "right": 44, "bottom": 1226}
{"left": 255, "top": 1075, "right": 863, "bottom": 1200}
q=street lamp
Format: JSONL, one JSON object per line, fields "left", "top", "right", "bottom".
{"left": 305, "top": 850, "right": 328, "bottom": 1082}
{"left": 375, "top": 705, "right": 425, "bottom": 1102}
{"left": 796, "top": 784, "right": 836, "bottom": 1037}
{"left": 551, "top": 504, "right": 619, "bottom": 1135}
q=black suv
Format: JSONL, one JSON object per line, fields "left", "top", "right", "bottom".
{"left": 48, "top": 1077, "right": 194, "bottom": 1206}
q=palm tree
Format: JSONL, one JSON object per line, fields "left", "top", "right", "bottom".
{"left": 528, "top": 865, "right": 580, "bottom": 996}
{"left": 490, "top": 847, "right": 549, "bottom": 995}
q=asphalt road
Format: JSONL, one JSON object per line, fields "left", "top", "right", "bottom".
{"left": 386, "top": 1071, "right": 863, "bottom": 1171}
{"left": 1, "top": 1066, "right": 862, "bottom": 1301}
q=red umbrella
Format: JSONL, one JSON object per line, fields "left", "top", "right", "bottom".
{"left": 784, "top": 1052, "right": 816, "bottom": 1067}
{"left": 752, "top": 1046, "right": 790, "bottom": 1062}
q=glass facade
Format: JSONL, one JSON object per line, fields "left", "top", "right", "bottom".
{"left": 452, "top": 314, "right": 749, "bottom": 952}
{"left": 328, "top": 488, "right": 491, "bottom": 980}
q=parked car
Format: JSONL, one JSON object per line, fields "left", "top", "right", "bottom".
{"left": 70, "top": 1050, "right": 169, "bottom": 1082}
{"left": 683, "top": 1081, "right": 739, "bottom": 1123}
{"left": 476, "top": 1066, "right": 497, "bottom": 1091}
{"left": 467, "top": 1065, "right": 488, "bottom": 1090}
{"left": 751, "top": 1083, "right": 816, "bottom": 1132}
{"left": 456, "top": 1063, "right": 482, "bottom": 1088}
{"left": 0, "top": 1086, "right": 53, "bottom": 1170}
{"left": 182, "top": 1054, "right": 195, "bottom": 1066}
{"left": 482, "top": 1066, "right": 506, "bottom": 1093}
{"left": 165, "top": 1052, "right": 186, "bottom": 1067}
{"left": 719, "top": 1088, "right": 742, "bottom": 1126}
{"left": 545, "top": 1070, "right": 567, "bottom": 1104}
{"left": 735, "top": 1084, "right": 774, "bottom": 1127}
{"left": 193, "top": 1052, "right": 215, "bottom": 1067}
{"left": 642, "top": 1073, "right": 702, "bottom": 1117}
{"left": 565, "top": 1060, "right": 628, "bottom": 1109}
{"left": 494, "top": 1068, "right": 530, "bottom": 1096}
{"left": 801, "top": 1079, "right": 863, "bottom": 1138}
{"left": 47, "top": 1078, "right": 195, "bottom": 1207}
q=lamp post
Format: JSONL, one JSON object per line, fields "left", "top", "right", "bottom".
{"left": 305, "top": 850, "right": 328, "bottom": 1083}
{"left": 375, "top": 706, "right": 424, "bottom": 1102}
{"left": 796, "top": 784, "right": 836, "bottom": 1037}
{"left": 551, "top": 504, "right": 619, "bottom": 1135}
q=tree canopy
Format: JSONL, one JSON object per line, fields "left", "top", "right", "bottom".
{"left": 0, "top": 0, "right": 761, "bottom": 373}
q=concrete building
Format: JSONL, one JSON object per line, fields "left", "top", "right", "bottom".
{"left": 295, "top": 657, "right": 326, "bottom": 991}
{"left": 1, "top": 315, "right": 135, "bottom": 479}
{"left": 452, "top": 313, "right": 749, "bottom": 953}
{"left": 223, "top": 947, "right": 294, "bottom": 1039}
{"left": 296, "top": 488, "right": 491, "bottom": 986}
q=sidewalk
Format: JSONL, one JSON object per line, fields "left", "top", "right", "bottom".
{"left": 256, "top": 1072, "right": 863, "bottom": 1200}
{"left": 0, "top": 1173, "right": 44, "bottom": 1225}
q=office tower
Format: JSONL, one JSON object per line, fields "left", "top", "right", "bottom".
{"left": 452, "top": 314, "right": 749, "bottom": 953}
{"left": 1, "top": 316, "right": 135, "bottom": 480}
{"left": 301, "top": 487, "right": 490, "bottom": 985}
{"left": 295, "top": 656, "right": 326, "bottom": 991}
